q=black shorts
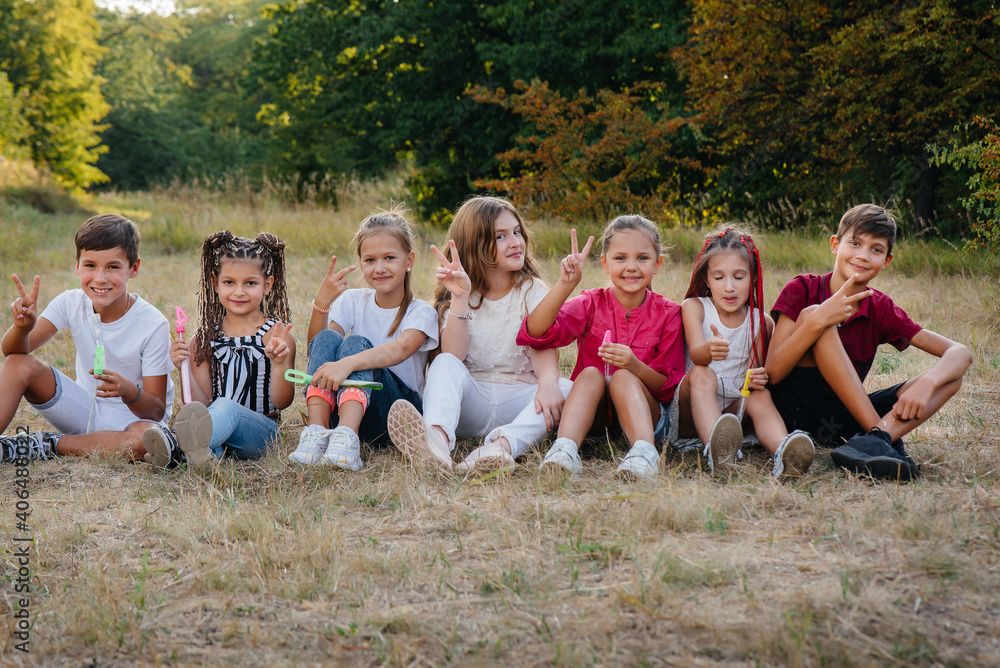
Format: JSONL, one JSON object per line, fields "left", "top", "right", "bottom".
{"left": 770, "top": 366, "right": 904, "bottom": 447}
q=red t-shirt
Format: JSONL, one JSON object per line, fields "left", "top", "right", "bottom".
{"left": 771, "top": 272, "right": 922, "bottom": 383}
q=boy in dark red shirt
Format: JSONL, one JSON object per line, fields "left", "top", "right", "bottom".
{"left": 766, "top": 204, "right": 972, "bottom": 480}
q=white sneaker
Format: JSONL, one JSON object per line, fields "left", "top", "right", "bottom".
{"left": 706, "top": 413, "right": 742, "bottom": 476}
{"left": 616, "top": 440, "right": 659, "bottom": 480}
{"left": 456, "top": 440, "right": 515, "bottom": 474}
{"left": 387, "top": 400, "right": 453, "bottom": 471}
{"left": 289, "top": 426, "right": 332, "bottom": 465}
{"left": 539, "top": 437, "right": 582, "bottom": 477}
{"left": 772, "top": 430, "right": 815, "bottom": 478}
{"left": 322, "top": 426, "right": 363, "bottom": 472}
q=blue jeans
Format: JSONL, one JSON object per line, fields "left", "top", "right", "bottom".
{"left": 208, "top": 396, "right": 280, "bottom": 460}
{"left": 308, "top": 329, "right": 422, "bottom": 446}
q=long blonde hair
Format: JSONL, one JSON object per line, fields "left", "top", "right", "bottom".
{"left": 432, "top": 196, "right": 541, "bottom": 315}
{"left": 352, "top": 203, "right": 417, "bottom": 336}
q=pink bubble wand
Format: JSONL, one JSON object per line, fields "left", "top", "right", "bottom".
{"left": 175, "top": 306, "right": 192, "bottom": 404}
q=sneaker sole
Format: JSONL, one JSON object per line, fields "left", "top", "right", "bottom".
{"left": 142, "top": 429, "right": 173, "bottom": 471}
{"left": 831, "top": 446, "right": 916, "bottom": 482}
{"left": 775, "top": 433, "right": 815, "bottom": 477}
{"left": 387, "top": 401, "right": 452, "bottom": 471}
{"left": 458, "top": 453, "right": 515, "bottom": 476}
{"left": 174, "top": 402, "right": 214, "bottom": 466}
{"left": 709, "top": 414, "right": 742, "bottom": 475}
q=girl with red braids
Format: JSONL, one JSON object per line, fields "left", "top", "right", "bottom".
{"left": 674, "top": 226, "right": 814, "bottom": 477}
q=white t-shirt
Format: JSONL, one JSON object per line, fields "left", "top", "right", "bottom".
{"left": 444, "top": 277, "right": 548, "bottom": 385}
{"left": 328, "top": 289, "right": 439, "bottom": 393}
{"left": 40, "top": 289, "right": 175, "bottom": 427}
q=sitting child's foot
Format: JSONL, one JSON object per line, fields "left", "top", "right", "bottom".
{"left": 456, "top": 439, "right": 515, "bottom": 474}
{"left": 322, "top": 426, "right": 363, "bottom": 471}
{"left": 706, "top": 414, "right": 742, "bottom": 476}
{"left": 289, "top": 425, "right": 332, "bottom": 465}
{"left": 142, "top": 425, "right": 186, "bottom": 471}
{"left": 616, "top": 440, "right": 659, "bottom": 480}
{"left": 173, "top": 402, "right": 214, "bottom": 466}
{"left": 831, "top": 428, "right": 917, "bottom": 481}
{"left": 387, "top": 400, "right": 452, "bottom": 471}
{"left": 772, "top": 430, "right": 814, "bottom": 477}
{"left": 1, "top": 427, "right": 59, "bottom": 462}
{"left": 539, "top": 437, "right": 581, "bottom": 477}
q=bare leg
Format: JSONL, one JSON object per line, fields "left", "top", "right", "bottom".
{"left": 745, "top": 389, "right": 787, "bottom": 454}
{"left": 811, "top": 324, "right": 881, "bottom": 431}
{"left": 336, "top": 400, "right": 364, "bottom": 433}
{"left": 56, "top": 420, "right": 154, "bottom": 460}
{"left": 608, "top": 368, "right": 659, "bottom": 445}
{"left": 879, "top": 375, "right": 963, "bottom": 442}
{"left": 557, "top": 367, "right": 608, "bottom": 445}
{"left": 687, "top": 365, "right": 723, "bottom": 446}
{"left": 0, "top": 354, "right": 57, "bottom": 433}
{"left": 305, "top": 396, "right": 333, "bottom": 428}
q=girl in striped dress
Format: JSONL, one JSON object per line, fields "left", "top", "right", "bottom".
{"left": 143, "top": 231, "right": 296, "bottom": 468}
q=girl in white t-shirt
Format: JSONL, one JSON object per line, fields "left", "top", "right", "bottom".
{"left": 387, "top": 196, "right": 571, "bottom": 473}
{"left": 288, "top": 205, "right": 439, "bottom": 470}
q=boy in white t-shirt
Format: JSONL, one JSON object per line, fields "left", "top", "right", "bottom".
{"left": 0, "top": 214, "right": 174, "bottom": 462}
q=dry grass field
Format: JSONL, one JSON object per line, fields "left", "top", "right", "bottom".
{"left": 1, "top": 178, "right": 999, "bottom": 666}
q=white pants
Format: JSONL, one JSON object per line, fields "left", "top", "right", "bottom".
{"left": 422, "top": 353, "right": 573, "bottom": 459}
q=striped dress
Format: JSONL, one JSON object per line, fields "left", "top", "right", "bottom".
{"left": 211, "top": 319, "right": 277, "bottom": 416}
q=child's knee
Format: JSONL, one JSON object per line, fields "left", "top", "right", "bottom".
{"left": 339, "top": 334, "right": 373, "bottom": 358}
{"left": 576, "top": 366, "right": 607, "bottom": 386}
{"left": 308, "top": 328, "right": 344, "bottom": 354}
{"left": 687, "top": 365, "right": 717, "bottom": 393}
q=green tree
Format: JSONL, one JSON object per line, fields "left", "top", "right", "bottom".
{"left": 249, "top": 0, "right": 688, "bottom": 218}
{"left": 0, "top": 0, "right": 109, "bottom": 188}
{"left": 0, "top": 71, "right": 29, "bottom": 159}
{"left": 473, "top": 80, "right": 708, "bottom": 223}
{"left": 677, "top": 0, "right": 1000, "bottom": 233}
{"left": 96, "top": 1, "right": 272, "bottom": 190}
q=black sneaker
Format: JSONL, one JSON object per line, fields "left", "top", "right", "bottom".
{"left": 890, "top": 439, "right": 919, "bottom": 476}
{"left": 831, "top": 428, "right": 917, "bottom": 481}
{"left": 142, "top": 425, "right": 187, "bottom": 471}
{"left": 1, "top": 427, "right": 59, "bottom": 462}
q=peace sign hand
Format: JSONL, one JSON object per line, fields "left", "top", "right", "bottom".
{"left": 430, "top": 239, "right": 472, "bottom": 298}
{"left": 815, "top": 274, "right": 873, "bottom": 329}
{"left": 558, "top": 228, "right": 594, "bottom": 288}
{"left": 708, "top": 324, "right": 730, "bottom": 361}
{"left": 10, "top": 274, "right": 40, "bottom": 331}
{"left": 264, "top": 321, "right": 293, "bottom": 366}
{"left": 314, "top": 255, "right": 356, "bottom": 310}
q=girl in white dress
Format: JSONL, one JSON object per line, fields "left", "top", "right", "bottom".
{"left": 675, "top": 226, "right": 814, "bottom": 477}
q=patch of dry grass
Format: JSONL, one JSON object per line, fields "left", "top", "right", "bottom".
{"left": 1, "top": 184, "right": 999, "bottom": 666}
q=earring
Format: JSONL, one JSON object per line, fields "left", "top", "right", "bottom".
{"left": 406, "top": 268, "right": 411, "bottom": 272}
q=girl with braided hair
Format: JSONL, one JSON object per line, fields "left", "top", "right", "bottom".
{"left": 143, "top": 231, "right": 295, "bottom": 468}
{"left": 673, "top": 226, "right": 814, "bottom": 477}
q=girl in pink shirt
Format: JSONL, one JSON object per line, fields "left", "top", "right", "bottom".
{"left": 517, "top": 215, "right": 684, "bottom": 479}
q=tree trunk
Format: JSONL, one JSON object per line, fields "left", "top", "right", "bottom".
{"left": 914, "top": 159, "right": 939, "bottom": 235}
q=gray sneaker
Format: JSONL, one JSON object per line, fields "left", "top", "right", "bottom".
{"left": 772, "top": 430, "right": 814, "bottom": 477}
{"left": 616, "top": 440, "right": 659, "bottom": 480}
{"left": 540, "top": 437, "right": 582, "bottom": 477}
{"left": 142, "top": 425, "right": 185, "bottom": 471}
{"left": 173, "top": 402, "right": 214, "bottom": 466}
{"left": 706, "top": 414, "right": 742, "bottom": 475}
{"left": 1, "top": 427, "right": 59, "bottom": 463}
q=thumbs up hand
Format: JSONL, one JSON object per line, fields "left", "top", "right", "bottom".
{"left": 708, "top": 323, "right": 730, "bottom": 361}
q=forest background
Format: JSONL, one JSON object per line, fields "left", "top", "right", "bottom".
{"left": 2, "top": 2, "right": 1000, "bottom": 665}
{"left": 1, "top": 0, "right": 999, "bottom": 245}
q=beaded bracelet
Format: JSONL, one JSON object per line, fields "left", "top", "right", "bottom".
{"left": 311, "top": 300, "right": 332, "bottom": 314}
{"left": 124, "top": 386, "right": 142, "bottom": 406}
{"left": 448, "top": 310, "right": 473, "bottom": 321}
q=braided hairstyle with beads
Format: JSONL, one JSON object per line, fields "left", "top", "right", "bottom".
{"left": 684, "top": 226, "right": 768, "bottom": 368}
{"left": 192, "top": 231, "right": 292, "bottom": 381}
